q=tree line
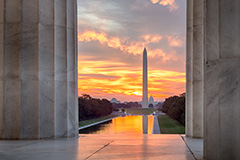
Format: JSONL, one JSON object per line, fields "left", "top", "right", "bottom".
{"left": 78, "top": 94, "right": 113, "bottom": 121}
{"left": 112, "top": 102, "right": 142, "bottom": 110}
{"left": 160, "top": 93, "right": 185, "bottom": 125}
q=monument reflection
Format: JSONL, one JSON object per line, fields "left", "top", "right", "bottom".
{"left": 79, "top": 115, "right": 155, "bottom": 134}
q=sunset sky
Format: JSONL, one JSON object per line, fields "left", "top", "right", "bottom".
{"left": 77, "top": 0, "right": 186, "bottom": 102}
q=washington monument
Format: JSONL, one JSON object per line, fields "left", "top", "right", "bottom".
{"left": 142, "top": 47, "right": 148, "bottom": 108}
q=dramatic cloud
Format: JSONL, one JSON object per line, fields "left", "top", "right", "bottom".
{"left": 142, "top": 34, "right": 163, "bottom": 43}
{"left": 166, "top": 35, "right": 184, "bottom": 47}
{"left": 78, "top": 31, "right": 124, "bottom": 51}
{"left": 77, "top": 0, "right": 186, "bottom": 101}
{"left": 160, "top": 0, "right": 178, "bottom": 11}
{"left": 150, "top": 0, "right": 178, "bottom": 11}
{"left": 78, "top": 30, "right": 182, "bottom": 63}
{"left": 150, "top": 0, "right": 160, "bottom": 4}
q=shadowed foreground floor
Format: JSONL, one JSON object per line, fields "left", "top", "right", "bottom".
{"left": 0, "top": 134, "right": 203, "bottom": 160}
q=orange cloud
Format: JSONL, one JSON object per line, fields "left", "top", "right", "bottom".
{"left": 78, "top": 31, "right": 108, "bottom": 45}
{"left": 151, "top": 0, "right": 178, "bottom": 11}
{"left": 166, "top": 35, "right": 184, "bottom": 47}
{"left": 149, "top": 0, "right": 178, "bottom": 11}
{"left": 142, "top": 34, "right": 163, "bottom": 43}
{"left": 150, "top": 0, "right": 159, "bottom": 4}
{"left": 78, "top": 30, "right": 139, "bottom": 54}
{"left": 159, "top": 0, "right": 178, "bottom": 11}
{"left": 78, "top": 30, "right": 179, "bottom": 63}
{"left": 78, "top": 31, "right": 185, "bottom": 101}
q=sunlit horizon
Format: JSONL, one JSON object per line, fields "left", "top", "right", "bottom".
{"left": 77, "top": 0, "right": 186, "bottom": 102}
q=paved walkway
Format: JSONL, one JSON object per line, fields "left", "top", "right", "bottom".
{"left": 152, "top": 116, "right": 161, "bottom": 134}
{"left": 0, "top": 134, "right": 203, "bottom": 160}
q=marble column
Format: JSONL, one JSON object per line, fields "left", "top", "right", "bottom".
{"left": 186, "top": 0, "right": 204, "bottom": 138}
{"left": 0, "top": 0, "right": 78, "bottom": 140}
{"left": 0, "top": 0, "right": 4, "bottom": 138}
{"left": 188, "top": 0, "right": 240, "bottom": 159}
{"left": 204, "top": 0, "right": 240, "bottom": 159}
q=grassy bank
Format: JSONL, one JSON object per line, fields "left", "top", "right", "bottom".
{"left": 125, "top": 108, "right": 157, "bottom": 115}
{"left": 79, "top": 114, "right": 118, "bottom": 127}
{"left": 158, "top": 115, "right": 185, "bottom": 134}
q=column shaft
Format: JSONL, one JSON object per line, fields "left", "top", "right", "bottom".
{"left": 66, "top": 0, "right": 78, "bottom": 137}
{"left": 0, "top": 0, "right": 4, "bottom": 139}
{"left": 4, "top": 0, "right": 22, "bottom": 139}
{"left": 204, "top": 0, "right": 240, "bottom": 159}
{"left": 186, "top": 0, "right": 204, "bottom": 138}
{"left": 21, "top": 0, "right": 39, "bottom": 139}
{"left": 204, "top": 0, "right": 220, "bottom": 159}
{"left": 186, "top": 0, "right": 193, "bottom": 137}
{"left": 0, "top": 0, "right": 78, "bottom": 140}
{"left": 38, "top": 0, "right": 55, "bottom": 139}
{"left": 54, "top": 0, "right": 68, "bottom": 138}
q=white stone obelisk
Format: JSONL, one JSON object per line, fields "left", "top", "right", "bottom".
{"left": 142, "top": 48, "right": 148, "bottom": 108}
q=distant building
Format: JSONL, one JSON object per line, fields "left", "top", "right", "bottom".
{"left": 149, "top": 95, "right": 154, "bottom": 104}
{"left": 110, "top": 98, "right": 121, "bottom": 104}
{"left": 139, "top": 95, "right": 159, "bottom": 108}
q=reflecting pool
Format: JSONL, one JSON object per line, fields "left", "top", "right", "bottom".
{"left": 79, "top": 115, "right": 155, "bottom": 134}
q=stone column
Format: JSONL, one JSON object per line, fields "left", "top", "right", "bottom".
{"left": 0, "top": 0, "right": 78, "bottom": 140}
{"left": 0, "top": 0, "right": 4, "bottom": 138}
{"left": 204, "top": 0, "right": 240, "bottom": 159}
{"left": 186, "top": 0, "right": 204, "bottom": 138}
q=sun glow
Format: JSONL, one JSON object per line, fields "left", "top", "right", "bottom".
{"left": 78, "top": 0, "right": 186, "bottom": 102}
{"left": 78, "top": 31, "right": 185, "bottom": 101}
{"left": 78, "top": 57, "right": 185, "bottom": 101}
{"left": 133, "top": 92, "right": 142, "bottom": 96}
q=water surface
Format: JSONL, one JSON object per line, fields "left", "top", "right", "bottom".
{"left": 79, "top": 115, "right": 155, "bottom": 134}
